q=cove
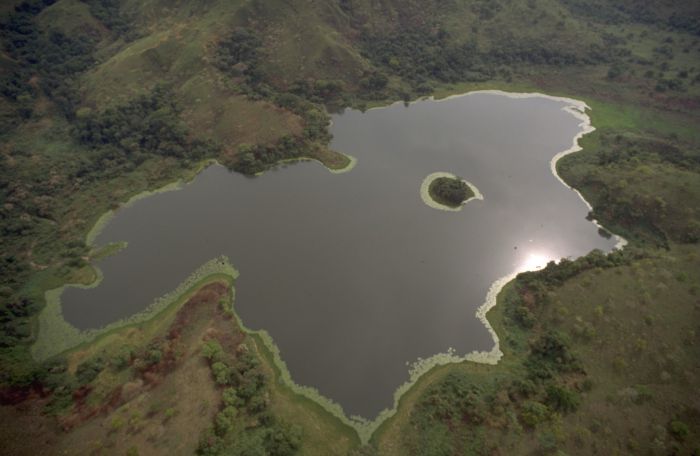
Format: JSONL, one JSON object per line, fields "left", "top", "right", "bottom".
{"left": 57, "top": 91, "right": 618, "bottom": 420}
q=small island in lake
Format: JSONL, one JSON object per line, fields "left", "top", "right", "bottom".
{"left": 420, "top": 172, "right": 483, "bottom": 211}
{"left": 429, "top": 176, "right": 473, "bottom": 207}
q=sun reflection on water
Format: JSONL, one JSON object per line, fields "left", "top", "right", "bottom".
{"left": 517, "top": 251, "right": 555, "bottom": 273}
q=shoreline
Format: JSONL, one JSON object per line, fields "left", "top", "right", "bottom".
{"left": 419, "top": 172, "right": 484, "bottom": 211}
{"left": 267, "top": 152, "right": 358, "bottom": 175}
{"left": 31, "top": 88, "right": 628, "bottom": 443}
{"left": 549, "top": 105, "right": 628, "bottom": 250}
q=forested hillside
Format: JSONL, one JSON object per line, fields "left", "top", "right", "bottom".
{"left": 1, "top": 0, "right": 699, "bottom": 454}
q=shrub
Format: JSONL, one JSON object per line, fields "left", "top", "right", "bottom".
{"left": 111, "top": 347, "right": 132, "bottom": 371}
{"left": 211, "top": 362, "right": 231, "bottom": 386}
{"left": 75, "top": 355, "right": 105, "bottom": 385}
{"left": 222, "top": 388, "right": 243, "bottom": 408}
{"left": 147, "top": 349, "right": 162, "bottom": 365}
{"left": 237, "top": 369, "right": 267, "bottom": 400}
{"left": 412, "top": 372, "right": 486, "bottom": 429}
{"left": 633, "top": 385, "right": 653, "bottom": 404}
{"left": 514, "top": 305, "right": 536, "bottom": 328}
{"left": 509, "top": 379, "right": 537, "bottom": 398}
{"left": 109, "top": 416, "right": 125, "bottom": 433}
{"left": 202, "top": 340, "right": 223, "bottom": 362}
{"left": 197, "top": 428, "right": 224, "bottom": 456}
{"left": 519, "top": 401, "right": 550, "bottom": 427}
{"left": 214, "top": 408, "right": 236, "bottom": 437}
{"left": 546, "top": 385, "right": 581, "bottom": 413}
{"left": 527, "top": 330, "right": 580, "bottom": 379}
{"left": 163, "top": 407, "right": 176, "bottom": 421}
{"left": 264, "top": 423, "right": 302, "bottom": 456}
{"left": 248, "top": 394, "right": 268, "bottom": 414}
{"left": 669, "top": 420, "right": 689, "bottom": 441}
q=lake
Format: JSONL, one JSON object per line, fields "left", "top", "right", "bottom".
{"left": 61, "top": 92, "right": 617, "bottom": 419}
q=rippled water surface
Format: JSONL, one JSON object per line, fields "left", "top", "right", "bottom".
{"left": 62, "top": 93, "right": 616, "bottom": 418}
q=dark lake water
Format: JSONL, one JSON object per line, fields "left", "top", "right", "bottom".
{"left": 62, "top": 92, "right": 617, "bottom": 419}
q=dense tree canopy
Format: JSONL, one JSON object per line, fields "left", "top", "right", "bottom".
{"left": 428, "top": 176, "right": 473, "bottom": 207}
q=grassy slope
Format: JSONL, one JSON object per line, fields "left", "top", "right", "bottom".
{"left": 77, "top": 0, "right": 303, "bottom": 150}
{"left": 550, "top": 246, "right": 699, "bottom": 455}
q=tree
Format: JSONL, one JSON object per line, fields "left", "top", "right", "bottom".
{"left": 202, "top": 340, "right": 223, "bottom": 361}
{"left": 520, "top": 401, "right": 550, "bottom": 427}
{"left": 546, "top": 385, "right": 581, "bottom": 413}
{"left": 211, "top": 362, "right": 231, "bottom": 385}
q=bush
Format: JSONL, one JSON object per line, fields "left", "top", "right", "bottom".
{"left": 211, "top": 362, "right": 231, "bottom": 386}
{"left": 75, "top": 355, "right": 105, "bottom": 385}
{"left": 147, "top": 349, "right": 162, "bottom": 365}
{"left": 668, "top": 420, "right": 689, "bottom": 441}
{"left": 214, "top": 406, "right": 238, "bottom": 437}
{"left": 411, "top": 372, "right": 486, "bottom": 429}
{"left": 237, "top": 369, "right": 266, "bottom": 400}
{"left": 222, "top": 387, "right": 243, "bottom": 408}
{"left": 109, "top": 416, "right": 125, "bottom": 433}
{"left": 44, "top": 389, "right": 75, "bottom": 415}
{"left": 111, "top": 347, "right": 132, "bottom": 371}
{"left": 527, "top": 330, "right": 580, "bottom": 379}
{"left": 519, "top": 401, "right": 550, "bottom": 427}
{"left": 546, "top": 385, "right": 581, "bottom": 413}
{"left": 509, "top": 379, "right": 537, "bottom": 398}
{"left": 196, "top": 428, "right": 224, "bottom": 456}
{"left": 247, "top": 394, "right": 268, "bottom": 414}
{"left": 264, "top": 423, "right": 302, "bottom": 456}
{"left": 513, "top": 305, "right": 536, "bottom": 328}
{"left": 202, "top": 340, "right": 223, "bottom": 362}
{"left": 163, "top": 407, "right": 176, "bottom": 421}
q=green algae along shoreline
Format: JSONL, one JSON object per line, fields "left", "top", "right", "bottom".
{"left": 31, "top": 89, "right": 627, "bottom": 444}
